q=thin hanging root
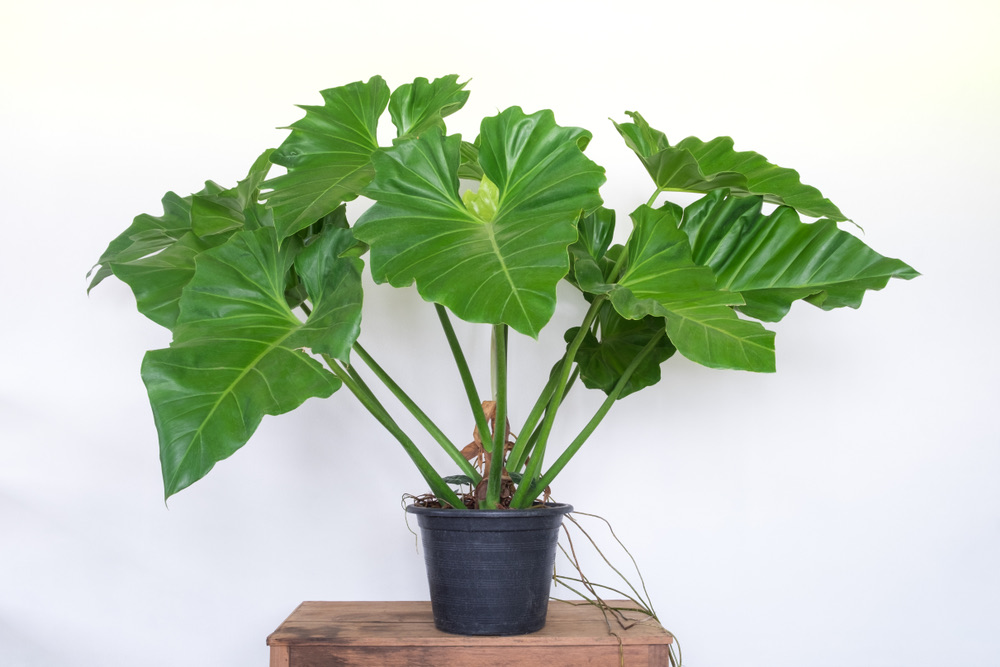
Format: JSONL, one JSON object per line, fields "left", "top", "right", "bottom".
{"left": 551, "top": 511, "right": 683, "bottom": 666}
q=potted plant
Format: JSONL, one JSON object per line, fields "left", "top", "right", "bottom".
{"left": 89, "top": 74, "right": 916, "bottom": 635}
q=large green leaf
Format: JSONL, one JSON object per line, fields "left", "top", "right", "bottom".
{"left": 101, "top": 153, "right": 275, "bottom": 328}
{"left": 569, "top": 304, "right": 676, "bottom": 398}
{"left": 354, "top": 107, "right": 606, "bottom": 337}
{"left": 111, "top": 232, "right": 225, "bottom": 328}
{"left": 388, "top": 74, "right": 470, "bottom": 139}
{"left": 680, "top": 190, "right": 920, "bottom": 321}
{"left": 614, "top": 111, "right": 848, "bottom": 221}
{"left": 262, "top": 76, "right": 389, "bottom": 240}
{"left": 142, "top": 226, "right": 363, "bottom": 498}
{"left": 606, "top": 205, "right": 776, "bottom": 372}
{"left": 88, "top": 185, "right": 219, "bottom": 292}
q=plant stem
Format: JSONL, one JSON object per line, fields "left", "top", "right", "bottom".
{"left": 483, "top": 324, "right": 507, "bottom": 509}
{"left": 509, "top": 295, "right": 606, "bottom": 508}
{"left": 508, "top": 365, "right": 579, "bottom": 473}
{"left": 435, "top": 304, "right": 492, "bottom": 454}
{"left": 322, "top": 354, "right": 465, "bottom": 509}
{"left": 352, "top": 342, "right": 481, "bottom": 484}
{"left": 525, "top": 329, "right": 665, "bottom": 498}
{"left": 506, "top": 367, "right": 558, "bottom": 472}
{"left": 646, "top": 187, "right": 664, "bottom": 208}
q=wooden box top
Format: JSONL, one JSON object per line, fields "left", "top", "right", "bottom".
{"left": 267, "top": 600, "right": 673, "bottom": 648}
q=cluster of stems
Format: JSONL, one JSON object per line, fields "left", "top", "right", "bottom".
{"left": 320, "top": 239, "right": 664, "bottom": 509}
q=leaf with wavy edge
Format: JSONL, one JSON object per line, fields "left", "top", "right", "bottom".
{"left": 191, "top": 149, "right": 274, "bottom": 237}
{"left": 614, "top": 111, "right": 848, "bottom": 221}
{"left": 142, "top": 226, "right": 363, "bottom": 498}
{"left": 680, "top": 190, "right": 920, "bottom": 321}
{"left": 354, "top": 107, "right": 605, "bottom": 338}
{"left": 389, "top": 75, "right": 470, "bottom": 139}
{"left": 97, "top": 153, "right": 275, "bottom": 328}
{"left": 597, "top": 205, "right": 776, "bottom": 372}
{"left": 88, "top": 185, "right": 218, "bottom": 292}
{"left": 111, "top": 232, "right": 225, "bottom": 328}
{"left": 262, "top": 76, "right": 389, "bottom": 240}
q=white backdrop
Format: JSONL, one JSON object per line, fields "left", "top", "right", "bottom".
{"left": 3, "top": 1, "right": 998, "bottom": 665}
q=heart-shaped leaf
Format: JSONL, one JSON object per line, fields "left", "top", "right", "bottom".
{"left": 354, "top": 107, "right": 606, "bottom": 337}
{"left": 142, "top": 226, "right": 363, "bottom": 498}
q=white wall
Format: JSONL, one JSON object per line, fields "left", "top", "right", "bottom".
{"left": 2, "top": 1, "right": 998, "bottom": 665}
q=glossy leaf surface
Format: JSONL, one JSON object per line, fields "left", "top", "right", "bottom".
{"left": 679, "top": 190, "right": 919, "bottom": 321}
{"left": 262, "top": 76, "right": 389, "bottom": 240}
{"left": 101, "top": 154, "right": 274, "bottom": 328}
{"left": 142, "top": 226, "right": 363, "bottom": 498}
{"left": 88, "top": 186, "right": 217, "bottom": 292}
{"left": 388, "top": 75, "right": 470, "bottom": 138}
{"left": 615, "top": 111, "right": 847, "bottom": 221}
{"left": 569, "top": 305, "right": 676, "bottom": 398}
{"left": 354, "top": 107, "right": 605, "bottom": 337}
{"left": 604, "top": 205, "right": 776, "bottom": 372}
{"left": 191, "top": 149, "right": 274, "bottom": 237}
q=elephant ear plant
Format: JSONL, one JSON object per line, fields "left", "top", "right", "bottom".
{"left": 90, "top": 75, "right": 917, "bottom": 509}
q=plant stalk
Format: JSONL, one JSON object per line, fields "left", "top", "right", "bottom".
{"left": 508, "top": 366, "right": 580, "bottom": 473}
{"left": 483, "top": 324, "right": 508, "bottom": 509}
{"left": 352, "top": 342, "right": 481, "bottom": 484}
{"left": 323, "top": 354, "right": 465, "bottom": 509}
{"left": 509, "top": 295, "right": 606, "bottom": 508}
{"left": 525, "top": 329, "right": 665, "bottom": 498}
{"left": 436, "top": 304, "right": 492, "bottom": 455}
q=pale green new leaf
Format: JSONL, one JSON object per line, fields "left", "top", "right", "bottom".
{"left": 262, "top": 76, "right": 389, "bottom": 240}
{"left": 458, "top": 139, "right": 483, "bottom": 180}
{"left": 354, "top": 107, "right": 606, "bottom": 337}
{"left": 607, "top": 205, "right": 776, "bottom": 372}
{"left": 614, "top": 111, "right": 848, "bottom": 221}
{"left": 388, "top": 74, "right": 470, "bottom": 139}
{"left": 681, "top": 190, "right": 920, "bottom": 321}
{"left": 142, "top": 226, "right": 363, "bottom": 498}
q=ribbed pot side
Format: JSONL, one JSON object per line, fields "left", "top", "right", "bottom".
{"left": 406, "top": 503, "right": 573, "bottom": 636}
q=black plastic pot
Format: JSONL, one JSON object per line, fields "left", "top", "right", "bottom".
{"left": 406, "top": 503, "right": 573, "bottom": 635}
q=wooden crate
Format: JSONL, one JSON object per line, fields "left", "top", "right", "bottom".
{"left": 267, "top": 600, "right": 673, "bottom": 666}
